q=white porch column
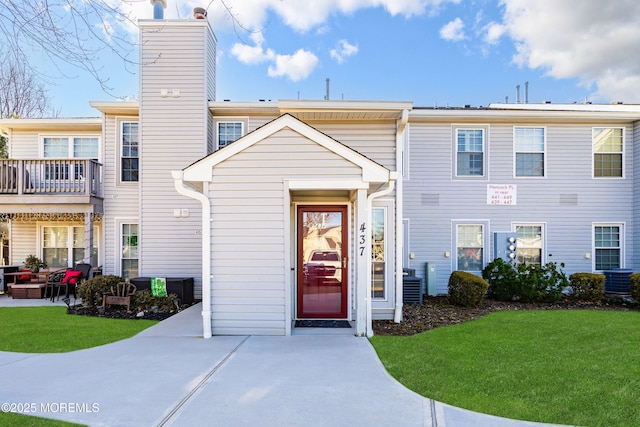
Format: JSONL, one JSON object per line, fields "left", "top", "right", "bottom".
{"left": 84, "top": 213, "right": 94, "bottom": 264}
{"left": 355, "top": 188, "right": 369, "bottom": 336}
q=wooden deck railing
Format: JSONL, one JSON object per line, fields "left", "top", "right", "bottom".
{"left": 0, "top": 159, "right": 102, "bottom": 196}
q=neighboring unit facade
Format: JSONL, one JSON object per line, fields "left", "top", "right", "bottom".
{"left": 1, "top": 16, "right": 639, "bottom": 337}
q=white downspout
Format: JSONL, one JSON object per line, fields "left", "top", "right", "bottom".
{"left": 366, "top": 175, "right": 397, "bottom": 337}
{"left": 172, "top": 170, "right": 212, "bottom": 339}
{"left": 394, "top": 109, "right": 409, "bottom": 323}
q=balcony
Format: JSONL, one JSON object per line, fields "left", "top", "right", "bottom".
{"left": 0, "top": 159, "right": 102, "bottom": 196}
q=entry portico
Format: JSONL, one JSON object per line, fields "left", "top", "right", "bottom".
{"left": 173, "top": 114, "right": 398, "bottom": 337}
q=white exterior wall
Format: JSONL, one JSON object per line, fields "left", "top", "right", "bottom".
{"left": 101, "top": 114, "right": 140, "bottom": 276}
{"left": 138, "top": 20, "right": 216, "bottom": 298}
{"left": 405, "top": 119, "right": 635, "bottom": 293}
{"left": 209, "top": 128, "right": 363, "bottom": 335}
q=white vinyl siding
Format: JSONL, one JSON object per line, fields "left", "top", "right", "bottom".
{"left": 138, "top": 20, "right": 214, "bottom": 298}
{"left": 405, "top": 120, "right": 634, "bottom": 294}
{"left": 209, "top": 128, "right": 364, "bottom": 335}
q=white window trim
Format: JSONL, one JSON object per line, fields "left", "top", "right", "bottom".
{"left": 452, "top": 125, "right": 490, "bottom": 180}
{"left": 511, "top": 222, "right": 546, "bottom": 265}
{"left": 592, "top": 222, "right": 625, "bottom": 271}
{"left": 115, "top": 218, "right": 139, "bottom": 277}
{"left": 592, "top": 126, "right": 625, "bottom": 179}
{"left": 371, "top": 206, "right": 388, "bottom": 301}
{"left": 37, "top": 222, "right": 100, "bottom": 268}
{"left": 513, "top": 126, "right": 546, "bottom": 179}
{"left": 39, "top": 133, "right": 101, "bottom": 159}
{"left": 452, "top": 220, "right": 489, "bottom": 272}
{"left": 117, "top": 119, "right": 139, "bottom": 185}
{"left": 215, "top": 117, "right": 248, "bottom": 149}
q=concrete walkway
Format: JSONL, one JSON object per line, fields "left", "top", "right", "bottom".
{"left": 0, "top": 297, "right": 570, "bottom": 427}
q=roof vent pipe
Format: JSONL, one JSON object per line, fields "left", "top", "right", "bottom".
{"left": 194, "top": 7, "right": 207, "bottom": 19}
{"left": 525, "top": 81, "right": 529, "bottom": 104}
{"left": 151, "top": 0, "right": 166, "bottom": 19}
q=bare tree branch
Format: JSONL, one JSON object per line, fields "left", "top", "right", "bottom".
{"left": 0, "top": 58, "right": 55, "bottom": 118}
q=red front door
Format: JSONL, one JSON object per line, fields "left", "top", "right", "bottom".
{"left": 297, "top": 205, "right": 348, "bottom": 318}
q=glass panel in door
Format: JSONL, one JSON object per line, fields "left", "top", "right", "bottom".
{"left": 297, "top": 206, "right": 348, "bottom": 318}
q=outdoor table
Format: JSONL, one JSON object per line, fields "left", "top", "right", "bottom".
{"left": 4, "top": 270, "right": 54, "bottom": 299}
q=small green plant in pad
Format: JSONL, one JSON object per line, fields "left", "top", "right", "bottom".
{"left": 133, "top": 289, "right": 179, "bottom": 312}
{"left": 569, "top": 272, "right": 605, "bottom": 302}
{"left": 630, "top": 273, "right": 640, "bottom": 302}
{"left": 447, "top": 271, "right": 488, "bottom": 307}
{"left": 77, "top": 275, "right": 124, "bottom": 307}
{"left": 482, "top": 258, "right": 568, "bottom": 302}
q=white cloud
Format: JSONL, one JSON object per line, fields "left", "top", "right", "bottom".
{"left": 483, "top": 22, "right": 505, "bottom": 45}
{"left": 440, "top": 17, "right": 465, "bottom": 41}
{"left": 330, "top": 40, "right": 359, "bottom": 63}
{"left": 499, "top": 0, "right": 640, "bottom": 102}
{"left": 230, "top": 43, "right": 276, "bottom": 65}
{"left": 268, "top": 49, "right": 319, "bottom": 81}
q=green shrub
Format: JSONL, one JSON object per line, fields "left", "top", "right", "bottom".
{"left": 133, "top": 289, "right": 179, "bottom": 312}
{"left": 482, "top": 258, "right": 518, "bottom": 301}
{"left": 482, "top": 259, "right": 569, "bottom": 303}
{"left": 629, "top": 273, "right": 640, "bottom": 303}
{"left": 77, "top": 275, "right": 124, "bottom": 307}
{"left": 448, "top": 271, "right": 489, "bottom": 307}
{"left": 569, "top": 273, "right": 605, "bottom": 302}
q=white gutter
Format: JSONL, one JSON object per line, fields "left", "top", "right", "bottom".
{"left": 394, "top": 109, "right": 409, "bottom": 323}
{"left": 366, "top": 173, "right": 398, "bottom": 337}
{"left": 171, "top": 170, "right": 212, "bottom": 339}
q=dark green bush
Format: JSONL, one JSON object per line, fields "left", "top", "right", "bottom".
{"left": 77, "top": 275, "right": 124, "bottom": 307}
{"left": 568, "top": 273, "right": 605, "bottom": 302}
{"left": 482, "top": 258, "right": 569, "bottom": 303}
{"left": 133, "top": 289, "right": 179, "bottom": 312}
{"left": 448, "top": 271, "right": 489, "bottom": 307}
{"left": 629, "top": 273, "right": 640, "bottom": 303}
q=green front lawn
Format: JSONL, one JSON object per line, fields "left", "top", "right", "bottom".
{"left": 0, "top": 306, "right": 158, "bottom": 353}
{"left": 370, "top": 309, "right": 640, "bottom": 427}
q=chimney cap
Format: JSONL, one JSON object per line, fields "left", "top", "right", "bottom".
{"left": 150, "top": 0, "right": 167, "bottom": 8}
{"left": 194, "top": 7, "right": 207, "bottom": 19}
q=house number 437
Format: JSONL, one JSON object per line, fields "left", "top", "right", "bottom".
{"left": 359, "top": 222, "right": 366, "bottom": 256}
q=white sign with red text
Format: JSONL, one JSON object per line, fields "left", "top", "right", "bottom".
{"left": 487, "top": 184, "right": 516, "bottom": 205}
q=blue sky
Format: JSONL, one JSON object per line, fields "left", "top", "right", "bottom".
{"left": 33, "top": 0, "right": 640, "bottom": 117}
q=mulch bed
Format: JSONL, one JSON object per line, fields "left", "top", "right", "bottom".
{"left": 67, "top": 305, "right": 179, "bottom": 321}
{"left": 372, "top": 296, "right": 640, "bottom": 336}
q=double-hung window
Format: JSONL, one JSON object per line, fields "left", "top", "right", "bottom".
{"left": 515, "top": 127, "right": 545, "bottom": 177}
{"left": 455, "top": 128, "right": 485, "bottom": 177}
{"left": 217, "top": 121, "right": 244, "bottom": 148}
{"left": 456, "top": 224, "right": 484, "bottom": 271}
{"left": 594, "top": 225, "right": 621, "bottom": 270}
{"left": 121, "top": 223, "right": 139, "bottom": 279}
{"left": 42, "top": 225, "right": 99, "bottom": 268}
{"left": 593, "top": 128, "right": 623, "bottom": 178}
{"left": 514, "top": 224, "right": 543, "bottom": 265}
{"left": 121, "top": 122, "right": 139, "bottom": 182}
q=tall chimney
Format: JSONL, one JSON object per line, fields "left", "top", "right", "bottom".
{"left": 151, "top": 0, "right": 166, "bottom": 19}
{"left": 193, "top": 7, "right": 207, "bottom": 19}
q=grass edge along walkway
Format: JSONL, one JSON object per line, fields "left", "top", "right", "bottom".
{"left": 370, "top": 309, "right": 640, "bottom": 427}
{"left": 0, "top": 306, "right": 158, "bottom": 353}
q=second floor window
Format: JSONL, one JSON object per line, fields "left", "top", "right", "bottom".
{"left": 593, "top": 127, "right": 623, "bottom": 178}
{"left": 515, "top": 127, "right": 545, "bottom": 177}
{"left": 43, "top": 136, "right": 98, "bottom": 158}
{"left": 217, "top": 122, "right": 244, "bottom": 148}
{"left": 456, "top": 129, "right": 485, "bottom": 177}
{"left": 121, "top": 122, "right": 139, "bottom": 182}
